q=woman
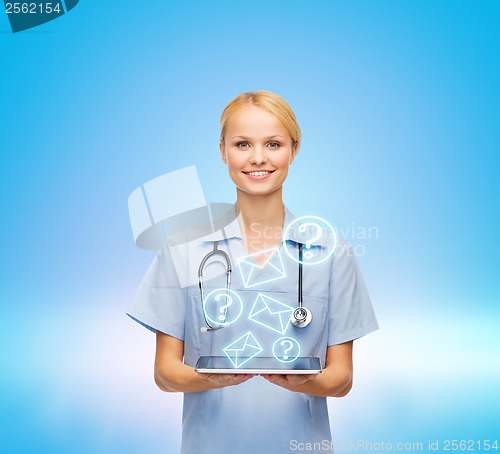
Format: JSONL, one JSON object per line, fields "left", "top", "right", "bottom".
{"left": 127, "top": 91, "right": 378, "bottom": 453}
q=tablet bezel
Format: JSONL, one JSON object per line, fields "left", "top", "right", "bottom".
{"left": 194, "top": 356, "right": 322, "bottom": 374}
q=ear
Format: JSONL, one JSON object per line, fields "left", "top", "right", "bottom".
{"left": 290, "top": 142, "right": 298, "bottom": 164}
{"left": 220, "top": 140, "right": 227, "bottom": 164}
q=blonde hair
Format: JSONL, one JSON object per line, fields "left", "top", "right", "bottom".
{"left": 220, "top": 90, "right": 301, "bottom": 152}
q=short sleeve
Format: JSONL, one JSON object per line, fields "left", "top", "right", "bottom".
{"left": 126, "top": 243, "right": 187, "bottom": 340}
{"left": 327, "top": 239, "right": 379, "bottom": 346}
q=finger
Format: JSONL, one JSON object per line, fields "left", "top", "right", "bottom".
{"left": 263, "top": 374, "right": 285, "bottom": 385}
{"left": 284, "top": 375, "right": 307, "bottom": 385}
{"left": 302, "top": 374, "right": 318, "bottom": 381}
{"left": 236, "top": 374, "right": 254, "bottom": 382}
{"left": 197, "top": 373, "right": 214, "bottom": 380}
{"left": 263, "top": 374, "right": 280, "bottom": 380}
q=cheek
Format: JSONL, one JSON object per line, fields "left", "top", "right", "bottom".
{"left": 226, "top": 151, "right": 244, "bottom": 170}
{"left": 274, "top": 151, "right": 293, "bottom": 168}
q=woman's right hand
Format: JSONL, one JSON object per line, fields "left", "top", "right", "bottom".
{"left": 155, "top": 331, "right": 256, "bottom": 392}
{"left": 197, "top": 373, "right": 255, "bottom": 388}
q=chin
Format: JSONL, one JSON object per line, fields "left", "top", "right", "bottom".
{"left": 237, "top": 184, "right": 284, "bottom": 197}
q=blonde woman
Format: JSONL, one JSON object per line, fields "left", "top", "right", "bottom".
{"left": 128, "top": 91, "right": 378, "bottom": 453}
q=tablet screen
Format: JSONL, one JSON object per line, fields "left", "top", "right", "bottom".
{"left": 194, "top": 356, "right": 322, "bottom": 374}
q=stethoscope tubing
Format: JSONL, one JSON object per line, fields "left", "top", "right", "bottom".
{"left": 198, "top": 241, "right": 231, "bottom": 331}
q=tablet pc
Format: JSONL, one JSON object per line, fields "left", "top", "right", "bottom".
{"left": 194, "top": 356, "right": 322, "bottom": 374}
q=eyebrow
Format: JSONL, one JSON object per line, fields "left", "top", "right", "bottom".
{"left": 231, "top": 135, "right": 285, "bottom": 140}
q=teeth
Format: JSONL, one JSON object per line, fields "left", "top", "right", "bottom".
{"left": 247, "top": 171, "right": 271, "bottom": 177}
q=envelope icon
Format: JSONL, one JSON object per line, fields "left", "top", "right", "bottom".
{"left": 238, "top": 247, "right": 286, "bottom": 288}
{"left": 223, "top": 331, "right": 263, "bottom": 368}
{"left": 248, "top": 293, "right": 294, "bottom": 335}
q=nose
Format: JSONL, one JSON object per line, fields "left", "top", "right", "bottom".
{"left": 249, "top": 146, "right": 268, "bottom": 165}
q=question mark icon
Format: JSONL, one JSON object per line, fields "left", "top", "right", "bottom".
{"left": 284, "top": 216, "right": 337, "bottom": 266}
{"left": 215, "top": 293, "right": 233, "bottom": 321}
{"left": 281, "top": 340, "right": 293, "bottom": 360}
{"left": 203, "top": 288, "right": 243, "bottom": 327}
{"left": 298, "top": 222, "right": 323, "bottom": 260}
{"left": 273, "top": 337, "right": 301, "bottom": 363}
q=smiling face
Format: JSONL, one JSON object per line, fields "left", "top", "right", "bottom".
{"left": 220, "top": 104, "right": 297, "bottom": 197}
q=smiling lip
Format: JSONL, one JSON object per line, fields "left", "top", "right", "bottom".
{"left": 242, "top": 170, "right": 275, "bottom": 178}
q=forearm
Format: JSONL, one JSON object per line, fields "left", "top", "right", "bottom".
{"left": 155, "top": 361, "right": 219, "bottom": 393}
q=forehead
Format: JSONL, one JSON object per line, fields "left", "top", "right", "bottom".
{"left": 225, "top": 105, "right": 289, "bottom": 137}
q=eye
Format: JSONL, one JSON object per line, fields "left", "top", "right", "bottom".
{"left": 236, "top": 141, "right": 250, "bottom": 149}
{"left": 267, "top": 142, "right": 281, "bottom": 149}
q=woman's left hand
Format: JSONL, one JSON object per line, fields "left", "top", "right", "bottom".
{"left": 261, "top": 374, "right": 318, "bottom": 392}
{"left": 261, "top": 342, "right": 354, "bottom": 397}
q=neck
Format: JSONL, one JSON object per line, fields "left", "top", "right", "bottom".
{"left": 235, "top": 188, "right": 285, "bottom": 252}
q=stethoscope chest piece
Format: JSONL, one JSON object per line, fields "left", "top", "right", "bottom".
{"left": 291, "top": 306, "right": 313, "bottom": 328}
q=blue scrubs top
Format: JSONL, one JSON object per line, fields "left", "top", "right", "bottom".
{"left": 127, "top": 205, "right": 378, "bottom": 454}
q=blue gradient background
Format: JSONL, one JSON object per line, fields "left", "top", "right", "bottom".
{"left": 1, "top": 1, "right": 499, "bottom": 453}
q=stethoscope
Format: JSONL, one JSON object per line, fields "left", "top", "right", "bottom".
{"left": 199, "top": 241, "right": 312, "bottom": 333}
